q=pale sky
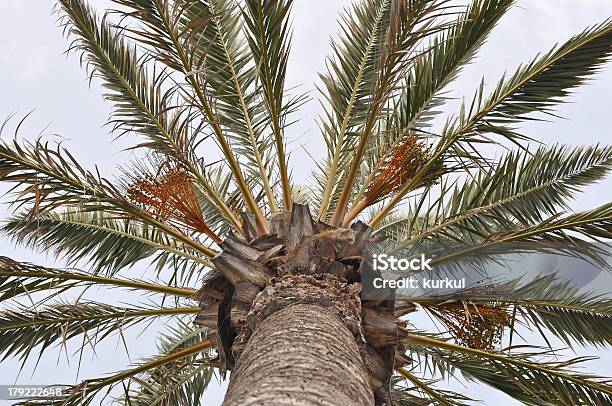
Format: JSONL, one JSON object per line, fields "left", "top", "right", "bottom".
{"left": 1, "top": 1, "right": 611, "bottom": 405}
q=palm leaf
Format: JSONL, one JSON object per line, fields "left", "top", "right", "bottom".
{"left": 509, "top": 274, "right": 612, "bottom": 348}
{"left": 354, "top": 0, "right": 514, "bottom": 208}
{"left": 430, "top": 202, "right": 612, "bottom": 267}
{"left": 112, "top": 0, "right": 268, "bottom": 231}
{"left": 405, "top": 333, "right": 612, "bottom": 404}
{"left": 395, "top": 367, "right": 467, "bottom": 406}
{"left": 389, "top": 144, "right": 612, "bottom": 251}
{"left": 3, "top": 210, "right": 213, "bottom": 275}
{"left": 58, "top": 0, "right": 186, "bottom": 156}
{"left": 59, "top": 0, "right": 244, "bottom": 232}
{"left": 181, "top": 0, "right": 278, "bottom": 211}
{"left": 0, "top": 257, "right": 197, "bottom": 302}
{"left": 330, "top": 0, "right": 453, "bottom": 226}
{"left": 0, "top": 302, "right": 199, "bottom": 363}
{"left": 315, "top": 0, "right": 393, "bottom": 220}
{"left": 0, "top": 257, "right": 78, "bottom": 302}
{"left": 466, "top": 19, "right": 612, "bottom": 138}
{"left": 415, "top": 273, "right": 612, "bottom": 350}
{"left": 399, "top": 0, "right": 515, "bottom": 130}
{"left": 121, "top": 322, "right": 214, "bottom": 406}
{"left": 17, "top": 333, "right": 212, "bottom": 405}
{"left": 242, "top": 0, "right": 295, "bottom": 210}
{"left": 0, "top": 137, "right": 216, "bottom": 257}
{"left": 370, "top": 18, "right": 612, "bottom": 227}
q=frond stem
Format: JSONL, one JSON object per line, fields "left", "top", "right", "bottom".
{"left": 0, "top": 307, "right": 201, "bottom": 332}
{"left": 0, "top": 270, "right": 198, "bottom": 298}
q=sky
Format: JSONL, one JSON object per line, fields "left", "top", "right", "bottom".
{"left": 0, "top": 0, "right": 611, "bottom": 405}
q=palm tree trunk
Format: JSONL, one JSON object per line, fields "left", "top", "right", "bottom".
{"left": 197, "top": 205, "right": 398, "bottom": 405}
{"left": 222, "top": 303, "right": 375, "bottom": 406}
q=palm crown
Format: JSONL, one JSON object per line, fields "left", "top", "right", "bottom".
{"left": 1, "top": 0, "right": 612, "bottom": 405}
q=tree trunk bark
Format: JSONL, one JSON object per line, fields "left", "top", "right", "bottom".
{"left": 222, "top": 303, "right": 375, "bottom": 406}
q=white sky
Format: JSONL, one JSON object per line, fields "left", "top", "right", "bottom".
{"left": 0, "top": 1, "right": 611, "bottom": 405}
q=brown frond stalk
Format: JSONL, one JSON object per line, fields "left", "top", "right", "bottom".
{"left": 127, "top": 161, "right": 222, "bottom": 244}
{"left": 343, "top": 135, "right": 441, "bottom": 226}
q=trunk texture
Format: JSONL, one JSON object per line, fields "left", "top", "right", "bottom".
{"left": 222, "top": 303, "right": 375, "bottom": 406}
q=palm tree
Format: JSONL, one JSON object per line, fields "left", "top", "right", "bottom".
{"left": 1, "top": 0, "right": 612, "bottom": 404}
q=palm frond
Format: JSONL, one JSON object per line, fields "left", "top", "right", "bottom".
{"left": 58, "top": 0, "right": 186, "bottom": 156}
{"left": 121, "top": 321, "right": 214, "bottom": 406}
{"left": 3, "top": 210, "right": 212, "bottom": 276}
{"left": 315, "top": 0, "right": 393, "bottom": 220}
{"left": 370, "top": 18, "right": 612, "bottom": 227}
{"left": 331, "top": 0, "right": 452, "bottom": 226}
{"left": 461, "top": 19, "right": 612, "bottom": 140}
{"left": 390, "top": 144, "right": 612, "bottom": 251}
{"left": 395, "top": 367, "right": 466, "bottom": 406}
{"left": 0, "top": 257, "right": 197, "bottom": 302}
{"left": 399, "top": 0, "right": 514, "bottom": 130}
{"left": 0, "top": 137, "right": 216, "bottom": 257}
{"left": 17, "top": 334, "right": 212, "bottom": 405}
{"left": 354, "top": 0, "right": 514, "bottom": 210}
{"left": 242, "top": 0, "right": 295, "bottom": 210}
{"left": 59, "top": 0, "right": 244, "bottom": 232}
{"left": 405, "top": 333, "right": 612, "bottom": 404}
{"left": 510, "top": 277, "right": 612, "bottom": 348}
{"left": 411, "top": 273, "right": 612, "bottom": 350}
{"left": 181, "top": 0, "right": 278, "bottom": 212}
{"left": 112, "top": 0, "right": 268, "bottom": 231}
{"left": 0, "top": 301, "right": 198, "bottom": 363}
{"left": 431, "top": 202, "right": 612, "bottom": 266}
{"left": 0, "top": 257, "right": 77, "bottom": 303}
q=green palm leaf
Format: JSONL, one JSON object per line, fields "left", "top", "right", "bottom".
{"left": 331, "top": 0, "right": 452, "bottom": 225}
{"left": 3, "top": 210, "right": 212, "bottom": 275}
{"left": 0, "top": 302, "right": 199, "bottom": 363}
{"left": 355, "top": 0, "right": 514, "bottom": 205}
{"left": 58, "top": 0, "right": 186, "bottom": 156}
{"left": 0, "top": 137, "right": 216, "bottom": 257}
{"left": 0, "top": 257, "right": 197, "bottom": 303}
{"left": 371, "top": 18, "right": 612, "bottom": 226}
{"left": 429, "top": 202, "right": 612, "bottom": 266}
{"left": 121, "top": 322, "right": 214, "bottom": 406}
{"left": 59, "top": 0, "right": 244, "bottom": 232}
{"left": 389, "top": 144, "right": 612, "bottom": 250}
{"left": 242, "top": 0, "right": 296, "bottom": 210}
{"left": 510, "top": 276, "right": 612, "bottom": 348}
{"left": 18, "top": 330, "right": 212, "bottom": 405}
{"left": 0, "top": 257, "right": 78, "bottom": 302}
{"left": 416, "top": 274, "right": 612, "bottom": 349}
{"left": 395, "top": 367, "right": 468, "bottom": 406}
{"left": 405, "top": 333, "right": 612, "bottom": 405}
{"left": 181, "top": 0, "right": 278, "bottom": 211}
{"left": 441, "top": 18, "right": 612, "bottom": 149}
{"left": 111, "top": 0, "right": 268, "bottom": 230}
{"left": 315, "top": 0, "right": 393, "bottom": 220}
